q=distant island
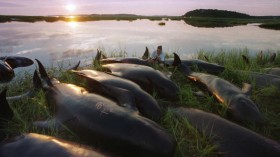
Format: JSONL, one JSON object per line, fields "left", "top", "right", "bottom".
{"left": 183, "top": 9, "right": 280, "bottom": 30}
{"left": 184, "top": 9, "right": 251, "bottom": 18}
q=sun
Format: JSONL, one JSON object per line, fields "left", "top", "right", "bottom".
{"left": 66, "top": 4, "right": 76, "bottom": 12}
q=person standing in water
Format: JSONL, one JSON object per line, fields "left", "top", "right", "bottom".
{"left": 148, "top": 45, "right": 165, "bottom": 64}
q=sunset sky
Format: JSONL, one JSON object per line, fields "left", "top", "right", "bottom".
{"left": 0, "top": 0, "right": 280, "bottom": 16}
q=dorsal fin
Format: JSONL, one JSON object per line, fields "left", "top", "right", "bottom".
{"left": 142, "top": 47, "right": 150, "bottom": 60}
{"left": 98, "top": 49, "right": 107, "bottom": 59}
{"left": 33, "top": 69, "right": 42, "bottom": 89}
{"left": 172, "top": 53, "right": 182, "bottom": 66}
{"left": 100, "top": 50, "right": 107, "bottom": 59}
{"left": 172, "top": 53, "right": 192, "bottom": 75}
{"left": 35, "top": 59, "right": 53, "bottom": 88}
{"left": 94, "top": 49, "right": 101, "bottom": 65}
{"left": 68, "top": 60, "right": 80, "bottom": 70}
{"left": 0, "top": 89, "right": 13, "bottom": 121}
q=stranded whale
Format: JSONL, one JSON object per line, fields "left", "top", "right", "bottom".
{"left": 33, "top": 59, "right": 176, "bottom": 157}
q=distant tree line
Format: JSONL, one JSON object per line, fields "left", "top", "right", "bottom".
{"left": 184, "top": 9, "right": 251, "bottom": 18}
{"left": 0, "top": 14, "right": 182, "bottom": 23}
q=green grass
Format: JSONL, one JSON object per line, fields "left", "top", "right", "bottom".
{"left": 183, "top": 17, "right": 280, "bottom": 29}
{"left": 259, "top": 22, "right": 280, "bottom": 30}
{"left": 1, "top": 49, "right": 280, "bottom": 156}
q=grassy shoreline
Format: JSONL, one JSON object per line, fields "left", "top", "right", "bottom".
{"left": 259, "top": 22, "right": 280, "bottom": 30}
{"left": 0, "top": 14, "right": 182, "bottom": 23}
{"left": 183, "top": 17, "right": 280, "bottom": 29}
{"left": 1, "top": 14, "right": 280, "bottom": 30}
{"left": 2, "top": 49, "right": 280, "bottom": 157}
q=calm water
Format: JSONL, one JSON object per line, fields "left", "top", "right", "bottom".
{"left": 0, "top": 19, "right": 280, "bottom": 68}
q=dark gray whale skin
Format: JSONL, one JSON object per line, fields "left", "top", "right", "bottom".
{"left": 33, "top": 59, "right": 176, "bottom": 157}
{"left": 0, "top": 56, "right": 33, "bottom": 83}
{"left": 0, "top": 61, "right": 14, "bottom": 83}
{"left": 102, "top": 63, "right": 180, "bottom": 100}
{"left": 99, "top": 51, "right": 225, "bottom": 75}
{"left": 72, "top": 69, "right": 162, "bottom": 121}
{"left": 264, "top": 67, "right": 280, "bottom": 76}
{"left": 0, "top": 56, "right": 33, "bottom": 69}
{"left": 172, "top": 108, "right": 280, "bottom": 157}
{"left": 165, "top": 58, "right": 225, "bottom": 74}
{"left": 98, "top": 47, "right": 150, "bottom": 66}
{"left": 0, "top": 90, "right": 108, "bottom": 157}
{"left": 0, "top": 89, "right": 13, "bottom": 127}
{"left": 0, "top": 133, "right": 108, "bottom": 157}
{"left": 100, "top": 57, "right": 150, "bottom": 66}
{"left": 237, "top": 70, "right": 280, "bottom": 90}
{"left": 174, "top": 53, "right": 264, "bottom": 124}
{"left": 0, "top": 89, "right": 13, "bottom": 140}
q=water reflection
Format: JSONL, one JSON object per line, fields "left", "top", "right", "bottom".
{"left": 0, "top": 20, "right": 279, "bottom": 68}
{"left": 183, "top": 18, "right": 248, "bottom": 28}
{"left": 65, "top": 16, "right": 78, "bottom": 28}
{"left": 68, "top": 21, "right": 78, "bottom": 28}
